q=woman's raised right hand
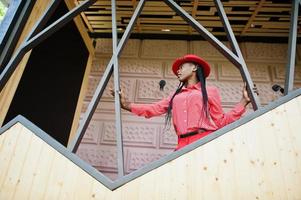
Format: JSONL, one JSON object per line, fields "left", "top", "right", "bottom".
{"left": 109, "top": 88, "right": 131, "bottom": 111}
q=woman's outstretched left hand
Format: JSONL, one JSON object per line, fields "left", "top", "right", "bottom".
{"left": 240, "top": 82, "right": 259, "bottom": 107}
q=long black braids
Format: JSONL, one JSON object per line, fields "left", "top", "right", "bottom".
{"left": 164, "top": 63, "right": 209, "bottom": 130}
{"left": 164, "top": 81, "right": 185, "bottom": 129}
{"left": 196, "top": 65, "right": 209, "bottom": 118}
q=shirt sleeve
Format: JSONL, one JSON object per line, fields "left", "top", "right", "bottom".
{"left": 208, "top": 87, "right": 246, "bottom": 128}
{"left": 130, "top": 95, "right": 171, "bottom": 118}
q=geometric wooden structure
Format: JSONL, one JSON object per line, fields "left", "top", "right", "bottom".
{"left": 0, "top": 0, "right": 300, "bottom": 192}
{"left": 1, "top": 88, "right": 301, "bottom": 196}
{"left": 84, "top": 0, "right": 301, "bottom": 38}
{"left": 68, "top": 0, "right": 262, "bottom": 177}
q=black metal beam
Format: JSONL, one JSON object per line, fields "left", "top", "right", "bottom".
{"left": 163, "top": 0, "right": 241, "bottom": 67}
{"left": 0, "top": 0, "right": 96, "bottom": 93}
{"left": 213, "top": 0, "right": 261, "bottom": 110}
{"left": 68, "top": 0, "right": 146, "bottom": 153}
{"left": 24, "top": 0, "right": 61, "bottom": 41}
{"left": 284, "top": 0, "right": 299, "bottom": 95}
{"left": 0, "top": 0, "right": 60, "bottom": 71}
{"left": 111, "top": 0, "right": 125, "bottom": 177}
{"left": 213, "top": 0, "right": 239, "bottom": 56}
{"left": 0, "top": 0, "right": 35, "bottom": 72}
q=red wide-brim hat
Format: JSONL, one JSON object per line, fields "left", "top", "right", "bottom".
{"left": 172, "top": 54, "right": 211, "bottom": 78}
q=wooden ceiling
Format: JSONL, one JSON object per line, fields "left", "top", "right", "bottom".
{"left": 77, "top": 0, "right": 301, "bottom": 40}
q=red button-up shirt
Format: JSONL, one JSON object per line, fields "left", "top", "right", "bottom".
{"left": 130, "top": 82, "right": 246, "bottom": 136}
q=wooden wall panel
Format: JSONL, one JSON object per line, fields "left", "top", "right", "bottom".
{"left": 241, "top": 42, "right": 288, "bottom": 63}
{"left": 95, "top": 38, "right": 140, "bottom": 58}
{"left": 68, "top": 55, "right": 94, "bottom": 145}
{"left": 0, "top": 95, "right": 301, "bottom": 199}
{"left": 64, "top": 0, "right": 95, "bottom": 55}
{"left": 216, "top": 62, "right": 271, "bottom": 82}
{"left": 76, "top": 39, "right": 301, "bottom": 180}
{"left": 140, "top": 40, "right": 189, "bottom": 59}
{"left": 191, "top": 41, "right": 230, "bottom": 61}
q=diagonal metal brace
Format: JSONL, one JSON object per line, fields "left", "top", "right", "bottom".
{"left": 111, "top": 0, "right": 125, "bottom": 177}
{"left": 284, "top": 0, "right": 299, "bottom": 95}
{"left": 68, "top": 0, "right": 147, "bottom": 153}
{"left": 164, "top": 0, "right": 241, "bottom": 67}
{"left": 213, "top": 0, "right": 261, "bottom": 110}
{"left": 0, "top": 0, "right": 97, "bottom": 93}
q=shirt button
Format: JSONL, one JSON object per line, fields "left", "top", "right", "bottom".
{"left": 184, "top": 110, "right": 186, "bottom": 113}
{"left": 184, "top": 120, "right": 187, "bottom": 122}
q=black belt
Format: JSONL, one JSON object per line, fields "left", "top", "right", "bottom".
{"left": 179, "top": 128, "right": 207, "bottom": 138}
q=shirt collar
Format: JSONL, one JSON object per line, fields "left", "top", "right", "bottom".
{"left": 183, "top": 82, "right": 201, "bottom": 91}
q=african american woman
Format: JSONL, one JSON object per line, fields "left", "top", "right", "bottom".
{"left": 111, "top": 54, "right": 256, "bottom": 150}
